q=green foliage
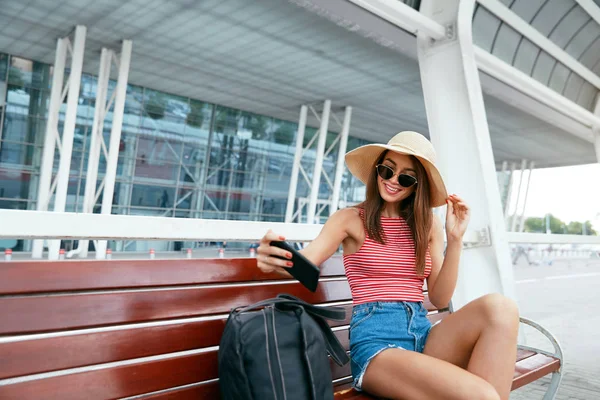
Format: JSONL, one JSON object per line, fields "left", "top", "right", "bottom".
{"left": 185, "top": 102, "right": 205, "bottom": 128}
{"left": 7, "top": 66, "right": 24, "bottom": 86}
{"left": 273, "top": 123, "right": 296, "bottom": 145}
{"left": 144, "top": 93, "right": 166, "bottom": 120}
{"left": 524, "top": 214, "right": 597, "bottom": 235}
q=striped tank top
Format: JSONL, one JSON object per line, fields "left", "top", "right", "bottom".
{"left": 343, "top": 213, "right": 432, "bottom": 305}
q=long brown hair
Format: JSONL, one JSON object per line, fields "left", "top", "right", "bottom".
{"left": 358, "top": 150, "right": 432, "bottom": 276}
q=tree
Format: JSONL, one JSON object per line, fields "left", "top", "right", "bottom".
{"left": 185, "top": 101, "right": 205, "bottom": 128}
{"left": 524, "top": 217, "right": 544, "bottom": 233}
{"left": 567, "top": 220, "right": 597, "bottom": 235}
{"left": 524, "top": 214, "right": 597, "bottom": 235}
{"left": 7, "top": 66, "right": 24, "bottom": 86}
{"left": 144, "top": 93, "right": 166, "bottom": 120}
{"left": 273, "top": 123, "right": 295, "bottom": 145}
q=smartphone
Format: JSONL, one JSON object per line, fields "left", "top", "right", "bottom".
{"left": 270, "top": 240, "right": 320, "bottom": 292}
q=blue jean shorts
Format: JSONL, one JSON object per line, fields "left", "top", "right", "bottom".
{"left": 349, "top": 301, "right": 433, "bottom": 391}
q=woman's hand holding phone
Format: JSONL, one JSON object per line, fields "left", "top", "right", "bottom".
{"left": 256, "top": 229, "right": 293, "bottom": 276}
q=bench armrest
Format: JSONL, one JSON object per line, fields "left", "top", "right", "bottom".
{"left": 518, "top": 316, "right": 564, "bottom": 366}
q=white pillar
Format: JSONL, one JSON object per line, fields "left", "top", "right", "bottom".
{"left": 49, "top": 26, "right": 87, "bottom": 260}
{"left": 418, "top": 0, "right": 517, "bottom": 308}
{"left": 31, "top": 38, "right": 68, "bottom": 258}
{"left": 96, "top": 40, "right": 132, "bottom": 259}
{"left": 503, "top": 162, "right": 516, "bottom": 217}
{"left": 330, "top": 106, "right": 352, "bottom": 215}
{"left": 594, "top": 98, "right": 600, "bottom": 162}
{"left": 307, "top": 100, "right": 331, "bottom": 224}
{"left": 595, "top": 132, "right": 600, "bottom": 162}
{"left": 518, "top": 161, "right": 535, "bottom": 233}
{"left": 285, "top": 105, "right": 308, "bottom": 223}
{"left": 510, "top": 159, "right": 527, "bottom": 232}
{"left": 73, "top": 48, "right": 112, "bottom": 258}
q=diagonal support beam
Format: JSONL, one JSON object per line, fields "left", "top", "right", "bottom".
{"left": 71, "top": 48, "right": 113, "bottom": 259}
{"left": 347, "top": 0, "right": 600, "bottom": 142}
{"left": 594, "top": 95, "right": 600, "bottom": 162}
{"left": 475, "top": 47, "right": 600, "bottom": 139}
{"left": 307, "top": 100, "right": 331, "bottom": 224}
{"left": 95, "top": 40, "right": 133, "bottom": 260}
{"left": 330, "top": 106, "right": 352, "bottom": 215}
{"left": 32, "top": 26, "right": 87, "bottom": 259}
{"left": 575, "top": 0, "right": 600, "bottom": 28}
{"left": 478, "top": 0, "right": 600, "bottom": 90}
{"left": 347, "top": 0, "right": 446, "bottom": 39}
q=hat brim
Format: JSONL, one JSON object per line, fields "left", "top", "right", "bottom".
{"left": 345, "top": 143, "right": 448, "bottom": 207}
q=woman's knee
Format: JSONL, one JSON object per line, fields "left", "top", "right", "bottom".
{"left": 471, "top": 382, "right": 501, "bottom": 400}
{"left": 476, "top": 293, "right": 519, "bottom": 328}
{"left": 451, "top": 377, "right": 500, "bottom": 400}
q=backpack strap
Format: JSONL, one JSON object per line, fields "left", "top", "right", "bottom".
{"left": 234, "top": 294, "right": 346, "bottom": 321}
{"left": 233, "top": 294, "right": 350, "bottom": 366}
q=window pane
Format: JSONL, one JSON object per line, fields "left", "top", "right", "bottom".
{"left": 0, "top": 141, "right": 39, "bottom": 167}
{"left": 0, "top": 169, "right": 32, "bottom": 200}
{"left": 131, "top": 184, "right": 175, "bottom": 208}
{"left": 0, "top": 53, "right": 8, "bottom": 82}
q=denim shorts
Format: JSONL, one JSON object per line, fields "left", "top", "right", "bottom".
{"left": 349, "top": 301, "right": 433, "bottom": 391}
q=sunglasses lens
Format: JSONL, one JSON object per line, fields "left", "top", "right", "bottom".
{"left": 398, "top": 174, "right": 417, "bottom": 188}
{"left": 376, "top": 165, "right": 394, "bottom": 180}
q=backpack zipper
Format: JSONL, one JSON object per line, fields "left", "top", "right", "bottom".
{"left": 262, "top": 308, "right": 278, "bottom": 400}
{"left": 272, "top": 308, "right": 288, "bottom": 400}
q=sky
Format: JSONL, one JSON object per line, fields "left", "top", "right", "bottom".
{"left": 506, "top": 162, "right": 600, "bottom": 231}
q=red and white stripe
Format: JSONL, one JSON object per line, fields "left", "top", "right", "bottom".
{"left": 343, "top": 215, "right": 431, "bottom": 305}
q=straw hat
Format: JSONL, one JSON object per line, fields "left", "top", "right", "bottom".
{"left": 344, "top": 131, "right": 448, "bottom": 207}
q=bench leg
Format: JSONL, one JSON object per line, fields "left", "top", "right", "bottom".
{"left": 519, "top": 317, "right": 564, "bottom": 400}
{"left": 543, "top": 371, "right": 562, "bottom": 400}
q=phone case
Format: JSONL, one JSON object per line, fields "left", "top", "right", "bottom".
{"left": 270, "top": 241, "right": 321, "bottom": 292}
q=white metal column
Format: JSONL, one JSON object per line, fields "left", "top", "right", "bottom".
{"left": 330, "top": 106, "right": 352, "bottom": 215}
{"left": 32, "top": 26, "right": 87, "bottom": 259}
{"left": 418, "top": 0, "right": 517, "bottom": 308}
{"left": 594, "top": 97, "right": 600, "bottom": 162}
{"left": 510, "top": 159, "right": 527, "bottom": 232}
{"left": 518, "top": 161, "right": 535, "bottom": 233}
{"left": 307, "top": 100, "right": 331, "bottom": 224}
{"left": 96, "top": 40, "right": 133, "bottom": 259}
{"left": 68, "top": 48, "right": 112, "bottom": 258}
{"left": 286, "top": 102, "right": 351, "bottom": 223}
{"left": 285, "top": 105, "right": 308, "bottom": 223}
{"left": 503, "top": 162, "right": 516, "bottom": 217}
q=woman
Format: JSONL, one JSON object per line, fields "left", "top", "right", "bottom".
{"left": 257, "top": 131, "right": 519, "bottom": 400}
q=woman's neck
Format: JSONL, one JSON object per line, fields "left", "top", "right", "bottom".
{"left": 381, "top": 204, "right": 401, "bottom": 218}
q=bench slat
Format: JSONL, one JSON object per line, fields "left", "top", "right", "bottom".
{"left": 2, "top": 310, "right": 448, "bottom": 380}
{"left": 0, "top": 352, "right": 217, "bottom": 400}
{"left": 135, "top": 381, "right": 219, "bottom": 399}
{"left": 0, "top": 319, "right": 226, "bottom": 379}
{"left": 0, "top": 280, "right": 353, "bottom": 334}
{"left": 0, "top": 258, "right": 345, "bottom": 294}
{"left": 512, "top": 354, "right": 561, "bottom": 390}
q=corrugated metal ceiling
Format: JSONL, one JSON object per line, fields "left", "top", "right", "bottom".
{"left": 0, "top": 0, "right": 597, "bottom": 168}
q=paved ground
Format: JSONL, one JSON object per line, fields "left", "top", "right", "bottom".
{"left": 510, "top": 258, "right": 600, "bottom": 399}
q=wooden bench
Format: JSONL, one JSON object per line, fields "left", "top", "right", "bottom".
{"left": 0, "top": 257, "right": 563, "bottom": 399}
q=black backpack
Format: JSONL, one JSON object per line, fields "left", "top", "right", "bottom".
{"left": 218, "top": 294, "right": 350, "bottom": 400}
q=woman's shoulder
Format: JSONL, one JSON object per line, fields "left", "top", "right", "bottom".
{"left": 337, "top": 206, "right": 363, "bottom": 220}
{"left": 326, "top": 207, "right": 363, "bottom": 233}
{"left": 328, "top": 207, "right": 364, "bottom": 243}
{"left": 329, "top": 206, "right": 362, "bottom": 223}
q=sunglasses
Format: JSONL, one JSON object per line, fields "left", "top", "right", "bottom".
{"left": 376, "top": 164, "right": 418, "bottom": 188}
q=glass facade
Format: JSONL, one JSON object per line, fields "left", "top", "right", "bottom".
{"left": 0, "top": 53, "right": 369, "bottom": 252}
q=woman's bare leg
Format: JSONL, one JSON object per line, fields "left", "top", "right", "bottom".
{"left": 423, "top": 293, "right": 520, "bottom": 399}
{"left": 360, "top": 293, "right": 519, "bottom": 400}
{"left": 361, "top": 349, "right": 500, "bottom": 400}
